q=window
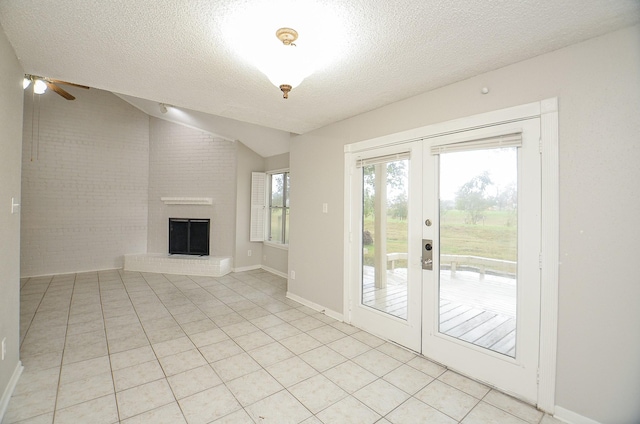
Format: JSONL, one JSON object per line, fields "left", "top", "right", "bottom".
{"left": 268, "top": 172, "right": 290, "bottom": 244}
{"left": 250, "top": 171, "right": 289, "bottom": 245}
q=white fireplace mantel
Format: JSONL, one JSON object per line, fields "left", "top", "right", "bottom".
{"left": 161, "top": 197, "right": 213, "bottom": 206}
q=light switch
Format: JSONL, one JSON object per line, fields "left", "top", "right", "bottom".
{"left": 322, "top": 203, "right": 328, "bottom": 214}
{"left": 11, "top": 197, "right": 20, "bottom": 214}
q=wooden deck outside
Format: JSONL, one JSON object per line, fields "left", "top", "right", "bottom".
{"left": 362, "top": 267, "right": 516, "bottom": 356}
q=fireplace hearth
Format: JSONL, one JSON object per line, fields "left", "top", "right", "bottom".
{"left": 169, "top": 218, "right": 210, "bottom": 256}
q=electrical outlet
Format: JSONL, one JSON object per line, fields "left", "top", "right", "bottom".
{"left": 247, "top": 250, "right": 252, "bottom": 257}
{"left": 290, "top": 270, "right": 296, "bottom": 280}
{"left": 1, "top": 337, "right": 6, "bottom": 361}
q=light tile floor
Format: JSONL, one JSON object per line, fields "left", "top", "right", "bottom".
{"left": 3, "top": 269, "right": 563, "bottom": 424}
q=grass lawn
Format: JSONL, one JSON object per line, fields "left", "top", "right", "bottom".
{"left": 363, "top": 210, "right": 517, "bottom": 267}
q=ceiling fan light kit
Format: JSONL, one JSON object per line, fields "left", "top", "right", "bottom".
{"left": 23, "top": 74, "right": 89, "bottom": 100}
{"left": 33, "top": 79, "right": 47, "bottom": 94}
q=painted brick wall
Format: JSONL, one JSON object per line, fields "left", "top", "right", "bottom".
{"left": 147, "top": 117, "right": 237, "bottom": 258}
{"left": 21, "top": 89, "right": 149, "bottom": 276}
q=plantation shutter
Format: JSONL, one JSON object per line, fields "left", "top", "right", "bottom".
{"left": 250, "top": 172, "right": 267, "bottom": 241}
{"left": 430, "top": 132, "right": 522, "bottom": 155}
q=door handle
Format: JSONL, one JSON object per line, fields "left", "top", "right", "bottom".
{"left": 422, "top": 239, "right": 433, "bottom": 270}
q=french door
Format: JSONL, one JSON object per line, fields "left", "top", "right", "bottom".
{"left": 346, "top": 118, "right": 542, "bottom": 403}
{"left": 347, "top": 142, "right": 424, "bottom": 352}
{"left": 421, "top": 119, "right": 541, "bottom": 403}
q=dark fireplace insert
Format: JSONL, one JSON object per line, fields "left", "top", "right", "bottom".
{"left": 169, "top": 218, "right": 210, "bottom": 256}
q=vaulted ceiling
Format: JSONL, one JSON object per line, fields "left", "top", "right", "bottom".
{"left": 1, "top": 0, "right": 638, "bottom": 156}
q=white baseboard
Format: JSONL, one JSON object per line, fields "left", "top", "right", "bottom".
{"left": 553, "top": 406, "right": 602, "bottom": 424}
{"left": 286, "top": 291, "right": 344, "bottom": 322}
{"left": 232, "top": 265, "right": 262, "bottom": 273}
{"left": 233, "top": 265, "right": 288, "bottom": 279}
{"left": 0, "top": 361, "right": 23, "bottom": 422}
{"left": 261, "top": 266, "right": 288, "bottom": 279}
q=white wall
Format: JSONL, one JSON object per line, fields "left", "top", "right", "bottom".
{"left": 0, "top": 24, "right": 23, "bottom": 418}
{"left": 147, "top": 118, "right": 236, "bottom": 257}
{"left": 265, "top": 152, "right": 290, "bottom": 171}
{"left": 288, "top": 25, "right": 640, "bottom": 423}
{"left": 234, "top": 141, "right": 264, "bottom": 270}
{"left": 262, "top": 246, "right": 288, "bottom": 276}
{"left": 20, "top": 87, "right": 149, "bottom": 277}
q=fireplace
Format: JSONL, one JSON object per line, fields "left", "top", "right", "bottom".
{"left": 169, "top": 218, "right": 210, "bottom": 256}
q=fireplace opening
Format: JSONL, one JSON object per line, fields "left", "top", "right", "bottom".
{"left": 169, "top": 218, "right": 210, "bottom": 256}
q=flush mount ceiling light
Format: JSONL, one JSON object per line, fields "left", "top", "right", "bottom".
{"left": 221, "top": 0, "right": 352, "bottom": 99}
{"left": 234, "top": 26, "right": 312, "bottom": 99}
{"left": 266, "top": 27, "right": 303, "bottom": 99}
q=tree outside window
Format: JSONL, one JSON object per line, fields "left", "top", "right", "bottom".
{"left": 269, "top": 172, "right": 289, "bottom": 244}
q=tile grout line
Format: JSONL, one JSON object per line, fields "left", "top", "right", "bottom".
{"left": 51, "top": 273, "right": 78, "bottom": 422}
{"left": 99, "top": 270, "right": 123, "bottom": 424}
{"left": 18, "top": 275, "right": 53, "bottom": 350}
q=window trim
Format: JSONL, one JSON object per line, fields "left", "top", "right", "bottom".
{"left": 263, "top": 240, "right": 289, "bottom": 250}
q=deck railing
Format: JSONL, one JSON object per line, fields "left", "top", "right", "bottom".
{"left": 441, "top": 254, "right": 516, "bottom": 280}
{"left": 386, "top": 252, "right": 516, "bottom": 279}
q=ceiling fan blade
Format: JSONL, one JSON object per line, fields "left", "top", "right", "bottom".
{"left": 44, "top": 81, "right": 76, "bottom": 100}
{"left": 47, "top": 79, "right": 90, "bottom": 89}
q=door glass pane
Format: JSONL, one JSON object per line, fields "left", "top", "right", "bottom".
{"left": 439, "top": 147, "right": 518, "bottom": 357}
{"left": 361, "top": 159, "right": 409, "bottom": 320}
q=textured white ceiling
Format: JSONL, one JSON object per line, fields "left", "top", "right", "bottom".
{"left": 1, "top": 0, "right": 638, "bottom": 153}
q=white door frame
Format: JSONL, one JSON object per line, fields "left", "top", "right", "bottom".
{"left": 343, "top": 98, "right": 559, "bottom": 412}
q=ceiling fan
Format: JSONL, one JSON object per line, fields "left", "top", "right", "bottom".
{"left": 23, "top": 74, "right": 89, "bottom": 100}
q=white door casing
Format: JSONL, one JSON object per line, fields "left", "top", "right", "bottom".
{"left": 343, "top": 98, "right": 559, "bottom": 411}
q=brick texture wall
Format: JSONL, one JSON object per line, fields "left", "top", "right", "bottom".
{"left": 21, "top": 89, "right": 149, "bottom": 276}
{"left": 147, "top": 117, "right": 237, "bottom": 258}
